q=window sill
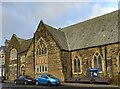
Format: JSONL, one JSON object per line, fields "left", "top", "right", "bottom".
{"left": 73, "top": 72, "right": 82, "bottom": 75}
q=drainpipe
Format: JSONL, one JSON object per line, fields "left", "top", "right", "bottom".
{"left": 69, "top": 52, "right": 72, "bottom": 77}
{"left": 104, "top": 46, "right": 107, "bottom": 77}
{"left": 17, "top": 54, "right": 19, "bottom": 77}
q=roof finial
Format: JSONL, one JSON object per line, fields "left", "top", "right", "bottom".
{"left": 40, "top": 20, "right": 44, "bottom": 23}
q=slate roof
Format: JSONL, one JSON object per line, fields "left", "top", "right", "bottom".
{"left": 19, "top": 38, "right": 32, "bottom": 53}
{"left": 13, "top": 34, "right": 32, "bottom": 53}
{"left": 9, "top": 10, "right": 120, "bottom": 52}
{"left": 61, "top": 10, "right": 119, "bottom": 51}
{"left": 44, "top": 24, "right": 68, "bottom": 50}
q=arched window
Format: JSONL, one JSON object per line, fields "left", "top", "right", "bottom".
{"left": 93, "top": 52, "right": 102, "bottom": 72}
{"left": 10, "top": 49, "right": 17, "bottom": 60}
{"left": 73, "top": 56, "right": 82, "bottom": 73}
{"left": 74, "top": 59, "right": 77, "bottom": 72}
{"left": 77, "top": 58, "right": 80, "bottom": 72}
{"left": 37, "top": 38, "right": 47, "bottom": 55}
{"left": 98, "top": 55, "right": 102, "bottom": 71}
{"left": 94, "top": 56, "right": 97, "bottom": 68}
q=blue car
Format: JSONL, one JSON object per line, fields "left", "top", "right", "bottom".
{"left": 36, "top": 74, "right": 61, "bottom": 86}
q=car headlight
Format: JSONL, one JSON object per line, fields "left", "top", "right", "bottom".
{"left": 27, "top": 79, "right": 32, "bottom": 81}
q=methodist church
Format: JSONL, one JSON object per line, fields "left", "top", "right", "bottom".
{"left": 5, "top": 10, "right": 120, "bottom": 84}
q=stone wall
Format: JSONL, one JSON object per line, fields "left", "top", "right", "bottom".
{"left": 106, "top": 44, "right": 119, "bottom": 84}
{"left": 5, "top": 35, "right": 21, "bottom": 80}
{"left": 34, "top": 22, "right": 64, "bottom": 81}
{"left": 61, "top": 51, "right": 72, "bottom": 79}
{"left": 25, "top": 41, "right": 35, "bottom": 78}
{"left": 18, "top": 52, "right": 26, "bottom": 76}
{"left": 70, "top": 43, "right": 120, "bottom": 84}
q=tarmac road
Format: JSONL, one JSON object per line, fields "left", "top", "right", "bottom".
{"left": 1, "top": 82, "right": 120, "bottom": 89}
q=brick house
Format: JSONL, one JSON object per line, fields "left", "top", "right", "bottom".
{"left": 5, "top": 34, "right": 32, "bottom": 80}
{"left": 5, "top": 10, "right": 120, "bottom": 83}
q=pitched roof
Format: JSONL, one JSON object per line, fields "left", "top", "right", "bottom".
{"left": 8, "top": 10, "right": 119, "bottom": 52}
{"left": 44, "top": 24, "right": 68, "bottom": 50}
{"left": 61, "top": 10, "right": 119, "bottom": 51}
{"left": 12, "top": 34, "right": 32, "bottom": 53}
{"left": 19, "top": 38, "right": 32, "bottom": 53}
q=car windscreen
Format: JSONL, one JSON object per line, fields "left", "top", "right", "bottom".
{"left": 25, "top": 76, "right": 32, "bottom": 79}
{"left": 47, "top": 74, "right": 56, "bottom": 78}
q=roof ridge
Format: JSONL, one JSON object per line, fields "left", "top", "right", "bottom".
{"left": 61, "top": 10, "right": 118, "bottom": 31}
{"left": 44, "top": 23, "right": 68, "bottom": 50}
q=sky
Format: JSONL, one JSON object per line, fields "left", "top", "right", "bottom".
{"left": 0, "top": 0, "right": 119, "bottom": 46}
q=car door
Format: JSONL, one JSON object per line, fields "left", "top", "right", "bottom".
{"left": 18, "top": 76, "right": 25, "bottom": 84}
{"left": 39, "top": 75, "right": 48, "bottom": 84}
{"left": 16, "top": 76, "right": 22, "bottom": 84}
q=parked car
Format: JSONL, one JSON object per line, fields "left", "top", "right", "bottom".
{"left": 14, "top": 75, "right": 36, "bottom": 85}
{"left": 36, "top": 74, "right": 61, "bottom": 86}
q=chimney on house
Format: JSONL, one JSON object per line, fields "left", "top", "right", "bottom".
{"left": 5, "top": 39, "right": 9, "bottom": 48}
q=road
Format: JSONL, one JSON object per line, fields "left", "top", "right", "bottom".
{"left": 1, "top": 82, "right": 120, "bottom": 89}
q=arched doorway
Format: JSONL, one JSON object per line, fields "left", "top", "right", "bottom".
{"left": 20, "top": 64, "right": 25, "bottom": 75}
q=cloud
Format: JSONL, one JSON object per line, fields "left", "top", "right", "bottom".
{"left": 1, "top": 2, "right": 118, "bottom": 46}
{"left": 90, "top": 3, "right": 118, "bottom": 19}
{"left": 2, "top": 2, "right": 89, "bottom": 30}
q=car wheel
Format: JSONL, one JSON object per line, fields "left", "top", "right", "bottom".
{"left": 24, "top": 81, "right": 27, "bottom": 85}
{"left": 47, "top": 81, "right": 51, "bottom": 86}
{"left": 107, "top": 80, "right": 111, "bottom": 85}
{"left": 90, "top": 78, "right": 95, "bottom": 84}
{"left": 14, "top": 81, "right": 17, "bottom": 84}
{"left": 36, "top": 81, "right": 39, "bottom": 86}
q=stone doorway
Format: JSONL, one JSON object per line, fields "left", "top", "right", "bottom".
{"left": 20, "top": 64, "right": 25, "bottom": 75}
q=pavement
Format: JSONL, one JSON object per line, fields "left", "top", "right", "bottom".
{"left": 63, "top": 82, "right": 120, "bottom": 88}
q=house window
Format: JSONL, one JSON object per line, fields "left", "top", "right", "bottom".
{"left": 10, "top": 49, "right": 17, "bottom": 60}
{"left": 42, "top": 66, "right": 44, "bottom": 72}
{"left": 14, "top": 65, "right": 17, "bottom": 75}
{"left": 21, "top": 55, "right": 25, "bottom": 63}
{"left": 45, "top": 65, "right": 48, "bottom": 71}
{"left": 39, "top": 65, "right": 48, "bottom": 72}
{"left": 40, "top": 66, "right": 41, "bottom": 72}
{"left": 73, "top": 56, "right": 82, "bottom": 73}
{"left": 36, "top": 38, "right": 47, "bottom": 55}
{"left": 37, "top": 68, "right": 39, "bottom": 72}
{"left": 93, "top": 52, "right": 102, "bottom": 72}
{"left": 9, "top": 66, "right": 12, "bottom": 76}
{"left": 74, "top": 59, "right": 77, "bottom": 72}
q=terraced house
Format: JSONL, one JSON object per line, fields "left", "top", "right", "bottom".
{"left": 5, "top": 10, "right": 120, "bottom": 84}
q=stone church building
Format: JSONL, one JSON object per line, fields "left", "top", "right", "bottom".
{"left": 5, "top": 10, "right": 120, "bottom": 84}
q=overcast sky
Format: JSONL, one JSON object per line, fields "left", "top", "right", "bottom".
{"left": 0, "top": 0, "right": 119, "bottom": 46}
